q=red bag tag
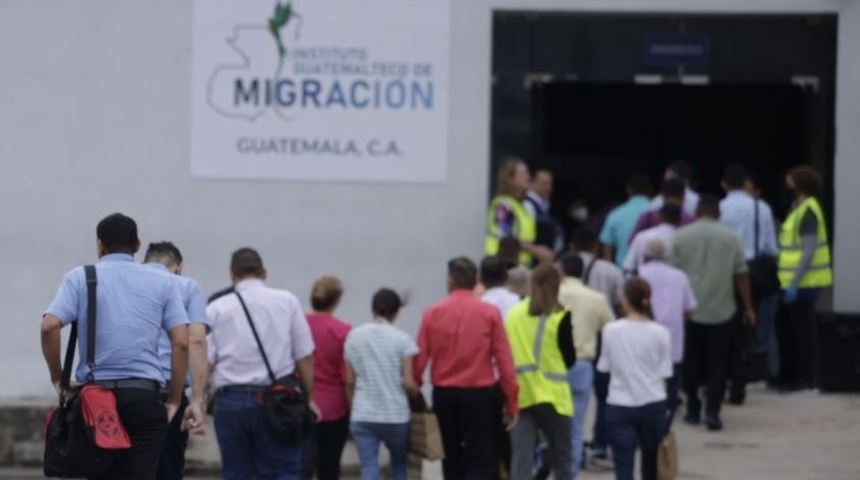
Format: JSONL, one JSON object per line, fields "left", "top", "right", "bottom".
{"left": 80, "top": 385, "right": 131, "bottom": 449}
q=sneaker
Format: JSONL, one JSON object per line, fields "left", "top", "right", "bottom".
{"left": 705, "top": 415, "right": 723, "bottom": 431}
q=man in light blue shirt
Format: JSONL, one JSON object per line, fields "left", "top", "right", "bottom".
{"left": 144, "top": 241, "right": 210, "bottom": 480}
{"left": 720, "top": 165, "right": 780, "bottom": 394}
{"left": 600, "top": 172, "right": 652, "bottom": 266}
{"left": 41, "top": 213, "right": 189, "bottom": 480}
{"left": 720, "top": 165, "right": 778, "bottom": 260}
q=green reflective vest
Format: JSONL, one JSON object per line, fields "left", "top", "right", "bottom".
{"left": 777, "top": 197, "right": 833, "bottom": 289}
{"left": 505, "top": 300, "right": 573, "bottom": 417}
{"left": 485, "top": 196, "right": 537, "bottom": 266}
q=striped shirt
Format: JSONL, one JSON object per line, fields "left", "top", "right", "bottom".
{"left": 345, "top": 322, "right": 418, "bottom": 424}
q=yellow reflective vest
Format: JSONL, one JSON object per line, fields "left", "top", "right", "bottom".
{"left": 505, "top": 300, "right": 573, "bottom": 417}
{"left": 485, "top": 195, "right": 537, "bottom": 265}
{"left": 778, "top": 197, "right": 833, "bottom": 289}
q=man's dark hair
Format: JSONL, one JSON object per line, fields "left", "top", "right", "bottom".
{"left": 659, "top": 204, "right": 682, "bottom": 226}
{"left": 559, "top": 253, "right": 585, "bottom": 279}
{"left": 372, "top": 288, "right": 403, "bottom": 321}
{"left": 696, "top": 194, "right": 721, "bottom": 219}
{"left": 627, "top": 172, "right": 652, "bottom": 196}
{"left": 723, "top": 164, "right": 748, "bottom": 190}
{"left": 230, "top": 247, "right": 265, "bottom": 278}
{"left": 480, "top": 256, "right": 509, "bottom": 289}
{"left": 448, "top": 256, "right": 478, "bottom": 290}
{"left": 144, "top": 241, "right": 183, "bottom": 267}
{"left": 661, "top": 179, "right": 686, "bottom": 200}
{"left": 667, "top": 160, "right": 694, "bottom": 182}
{"left": 96, "top": 213, "right": 139, "bottom": 254}
{"left": 570, "top": 228, "right": 598, "bottom": 253}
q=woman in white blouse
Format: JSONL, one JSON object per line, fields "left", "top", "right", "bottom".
{"left": 597, "top": 278, "right": 672, "bottom": 480}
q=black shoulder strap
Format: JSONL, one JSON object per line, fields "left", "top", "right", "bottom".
{"left": 753, "top": 199, "right": 760, "bottom": 258}
{"left": 84, "top": 265, "right": 97, "bottom": 381}
{"left": 60, "top": 325, "right": 77, "bottom": 394}
{"left": 583, "top": 256, "right": 599, "bottom": 284}
{"left": 235, "top": 292, "right": 277, "bottom": 384}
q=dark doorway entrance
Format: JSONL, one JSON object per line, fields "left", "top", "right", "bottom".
{"left": 531, "top": 82, "right": 812, "bottom": 240}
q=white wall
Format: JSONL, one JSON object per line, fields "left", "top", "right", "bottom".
{"left": 0, "top": 0, "right": 488, "bottom": 397}
{"left": 1, "top": 0, "right": 857, "bottom": 397}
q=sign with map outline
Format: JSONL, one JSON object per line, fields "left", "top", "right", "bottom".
{"left": 190, "top": 0, "right": 451, "bottom": 182}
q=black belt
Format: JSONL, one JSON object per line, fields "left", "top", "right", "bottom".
{"left": 93, "top": 378, "right": 160, "bottom": 391}
{"left": 217, "top": 384, "right": 270, "bottom": 395}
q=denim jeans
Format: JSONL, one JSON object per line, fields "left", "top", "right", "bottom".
{"left": 756, "top": 292, "right": 781, "bottom": 378}
{"left": 350, "top": 421, "right": 410, "bottom": 480}
{"left": 591, "top": 368, "right": 611, "bottom": 452}
{"left": 606, "top": 401, "right": 666, "bottom": 480}
{"left": 567, "top": 360, "right": 593, "bottom": 478}
{"left": 213, "top": 391, "right": 301, "bottom": 480}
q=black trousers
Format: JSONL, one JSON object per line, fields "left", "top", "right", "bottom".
{"left": 433, "top": 386, "right": 498, "bottom": 480}
{"left": 157, "top": 393, "right": 189, "bottom": 480}
{"left": 300, "top": 416, "right": 350, "bottom": 480}
{"left": 777, "top": 296, "right": 818, "bottom": 386}
{"left": 665, "top": 363, "right": 682, "bottom": 420}
{"left": 91, "top": 388, "right": 168, "bottom": 480}
{"left": 683, "top": 321, "right": 732, "bottom": 417}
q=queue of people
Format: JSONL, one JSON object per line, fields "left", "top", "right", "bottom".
{"left": 480, "top": 159, "right": 833, "bottom": 478}
{"left": 37, "top": 159, "right": 832, "bottom": 480}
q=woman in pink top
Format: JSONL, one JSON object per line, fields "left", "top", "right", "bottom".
{"left": 301, "top": 276, "right": 352, "bottom": 480}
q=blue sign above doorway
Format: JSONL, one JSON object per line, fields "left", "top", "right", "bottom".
{"left": 644, "top": 34, "right": 710, "bottom": 67}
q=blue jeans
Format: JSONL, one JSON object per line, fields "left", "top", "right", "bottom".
{"left": 592, "top": 368, "right": 611, "bottom": 452}
{"left": 756, "top": 292, "right": 781, "bottom": 378}
{"left": 350, "top": 421, "right": 410, "bottom": 480}
{"left": 213, "top": 391, "right": 301, "bottom": 480}
{"left": 606, "top": 401, "right": 666, "bottom": 480}
{"left": 568, "top": 360, "right": 593, "bottom": 478}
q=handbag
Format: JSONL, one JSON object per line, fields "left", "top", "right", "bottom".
{"left": 748, "top": 199, "right": 780, "bottom": 297}
{"left": 731, "top": 322, "right": 770, "bottom": 383}
{"left": 657, "top": 430, "right": 678, "bottom": 480}
{"left": 44, "top": 265, "right": 131, "bottom": 478}
{"left": 235, "top": 292, "right": 312, "bottom": 444}
{"left": 408, "top": 394, "right": 445, "bottom": 461}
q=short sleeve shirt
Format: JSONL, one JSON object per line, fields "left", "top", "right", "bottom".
{"left": 44, "top": 254, "right": 188, "bottom": 383}
{"left": 600, "top": 196, "right": 652, "bottom": 266}
{"left": 345, "top": 322, "right": 418, "bottom": 424}
{"left": 144, "top": 263, "right": 210, "bottom": 383}
{"left": 670, "top": 219, "right": 748, "bottom": 324}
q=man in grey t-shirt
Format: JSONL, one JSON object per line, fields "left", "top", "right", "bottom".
{"left": 671, "top": 195, "right": 755, "bottom": 431}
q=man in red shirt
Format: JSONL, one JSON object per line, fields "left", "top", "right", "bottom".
{"left": 415, "top": 257, "right": 520, "bottom": 480}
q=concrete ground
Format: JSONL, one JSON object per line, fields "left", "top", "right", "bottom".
{"left": 4, "top": 386, "right": 858, "bottom": 479}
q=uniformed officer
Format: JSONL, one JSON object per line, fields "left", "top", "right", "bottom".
{"left": 144, "top": 241, "right": 210, "bottom": 480}
{"left": 41, "top": 213, "right": 190, "bottom": 480}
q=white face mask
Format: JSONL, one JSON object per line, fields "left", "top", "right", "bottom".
{"left": 571, "top": 207, "right": 589, "bottom": 222}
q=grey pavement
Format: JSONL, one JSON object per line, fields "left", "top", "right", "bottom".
{"left": 4, "top": 386, "right": 858, "bottom": 479}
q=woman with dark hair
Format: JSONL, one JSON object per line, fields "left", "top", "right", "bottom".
{"left": 505, "top": 264, "right": 576, "bottom": 480}
{"left": 777, "top": 165, "right": 833, "bottom": 391}
{"left": 597, "top": 278, "right": 672, "bottom": 480}
{"left": 485, "top": 157, "right": 555, "bottom": 266}
{"left": 301, "top": 276, "right": 351, "bottom": 480}
{"left": 344, "top": 289, "right": 419, "bottom": 480}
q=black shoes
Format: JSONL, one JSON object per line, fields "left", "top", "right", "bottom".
{"left": 683, "top": 412, "right": 701, "bottom": 426}
{"left": 705, "top": 415, "right": 724, "bottom": 431}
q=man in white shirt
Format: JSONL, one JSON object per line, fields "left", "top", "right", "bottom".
{"left": 206, "top": 248, "right": 317, "bottom": 479}
{"left": 651, "top": 161, "right": 700, "bottom": 216}
{"left": 624, "top": 204, "right": 682, "bottom": 276}
{"left": 480, "top": 256, "right": 522, "bottom": 320}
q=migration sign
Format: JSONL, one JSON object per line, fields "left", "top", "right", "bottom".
{"left": 190, "top": 0, "right": 451, "bottom": 182}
